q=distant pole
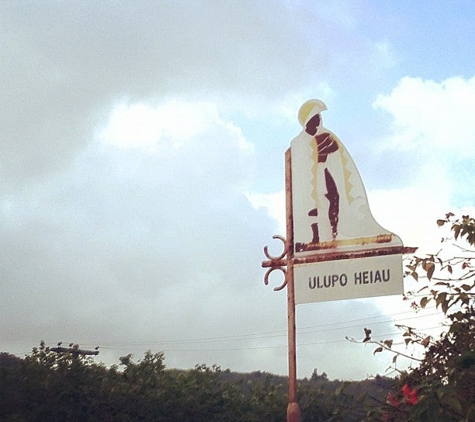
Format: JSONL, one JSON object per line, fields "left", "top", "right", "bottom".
{"left": 50, "top": 344, "right": 99, "bottom": 356}
{"left": 285, "top": 148, "right": 301, "bottom": 422}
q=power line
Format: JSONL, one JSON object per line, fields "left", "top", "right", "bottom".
{"left": 97, "top": 324, "right": 445, "bottom": 354}
{"left": 90, "top": 309, "right": 441, "bottom": 351}
{"left": 11, "top": 307, "right": 444, "bottom": 357}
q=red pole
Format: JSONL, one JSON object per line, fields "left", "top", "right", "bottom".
{"left": 285, "top": 149, "right": 301, "bottom": 422}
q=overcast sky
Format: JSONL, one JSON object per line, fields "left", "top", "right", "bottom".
{"left": 1, "top": 0, "right": 475, "bottom": 381}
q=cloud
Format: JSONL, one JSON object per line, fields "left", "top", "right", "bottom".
{"left": 247, "top": 190, "right": 286, "bottom": 235}
{"left": 99, "top": 100, "right": 254, "bottom": 154}
{"left": 373, "top": 75, "right": 475, "bottom": 207}
{"left": 374, "top": 76, "right": 475, "bottom": 152}
{"left": 0, "top": 1, "right": 310, "bottom": 186}
{"left": 0, "top": 98, "right": 279, "bottom": 370}
{"left": 0, "top": 1, "right": 397, "bottom": 188}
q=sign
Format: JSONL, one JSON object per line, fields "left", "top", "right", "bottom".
{"left": 294, "top": 253, "right": 403, "bottom": 304}
{"left": 260, "top": 99, "right": 416, "bottom": 422}
{"left": 290, "top": 99, "right": 406, "bottom": 304}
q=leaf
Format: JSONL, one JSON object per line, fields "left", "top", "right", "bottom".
{"left": 445, "top": 396, "right": 463, "bottom": 414}
{"left": 426, "top": 261, "right": 435, "bottom": 280}
{"left": 384, "top": 340, "right": 393, "bottom": 348}
{"left": 411, "top": 271, "right": 419, "bottom": 281}
{"left": 420, "top": 297, "right": 429, "bottom": 308}
{"left": 373, "top": 347, "right": 383, "bottom": 355}
{"left": 467, "top": 404, "right": 475, "bottom": 420}
{"left": 436, "top": 219, "right": 446, "bottom": 227}
{"left": 452, "top": 224, "right": 461, "bottom": 240}
{"left": 460, "top": 292, "right": 469, "bottom": 305}
{"left": 441, "top": 299, "right": 449, "bottom": 315}
{"left": 468, "top": 232, "right": 475, "bottom": 246}
{"left": 435, "top": 292, "right": 447, "bottom": 310}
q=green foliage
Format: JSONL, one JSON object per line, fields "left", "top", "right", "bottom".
{"left": 246, "top": 373, "right": 287, "bottom": 421}
{"left": 325, "top": 376, "right": 397, "bottom": 422}
{"left": 298, "top": 378, "right": 337, "bottom": 422}
{"left": 0, "top": 343, "right": 341, "bottom": 421}
{"left": 438, "top": 212, "right": 475, "bottom": 246}
{"left": 361, "top": 213, "right": 475, "bottom": 422}
{"left": 0, "top": 341, "right": 109, "bottom": 422}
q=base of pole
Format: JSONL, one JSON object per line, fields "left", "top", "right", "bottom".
{"left": 287, "top": 402, "right": 301, "bottom": 422}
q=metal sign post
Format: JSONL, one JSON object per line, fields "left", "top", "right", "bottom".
{"left": 262, "top": 148, "right": 301, "bottom": 422}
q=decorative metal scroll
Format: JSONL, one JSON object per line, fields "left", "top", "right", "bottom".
{"left": 262, "top": 235, "right": 288, "bottom": 291}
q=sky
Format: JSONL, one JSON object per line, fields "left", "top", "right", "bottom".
{"left": 1, "top": 0, "right": 475, "bottom": 381}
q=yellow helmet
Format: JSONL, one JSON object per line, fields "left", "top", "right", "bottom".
{"left": 298, "top": 99, "right": 327, "bottom": 127}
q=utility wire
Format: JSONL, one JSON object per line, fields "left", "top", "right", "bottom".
{"left": 14, "top": 307, "right": 443, "bottom": 356}
{"left": 91, "top": 308, "right": 440, "bottom": 349}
